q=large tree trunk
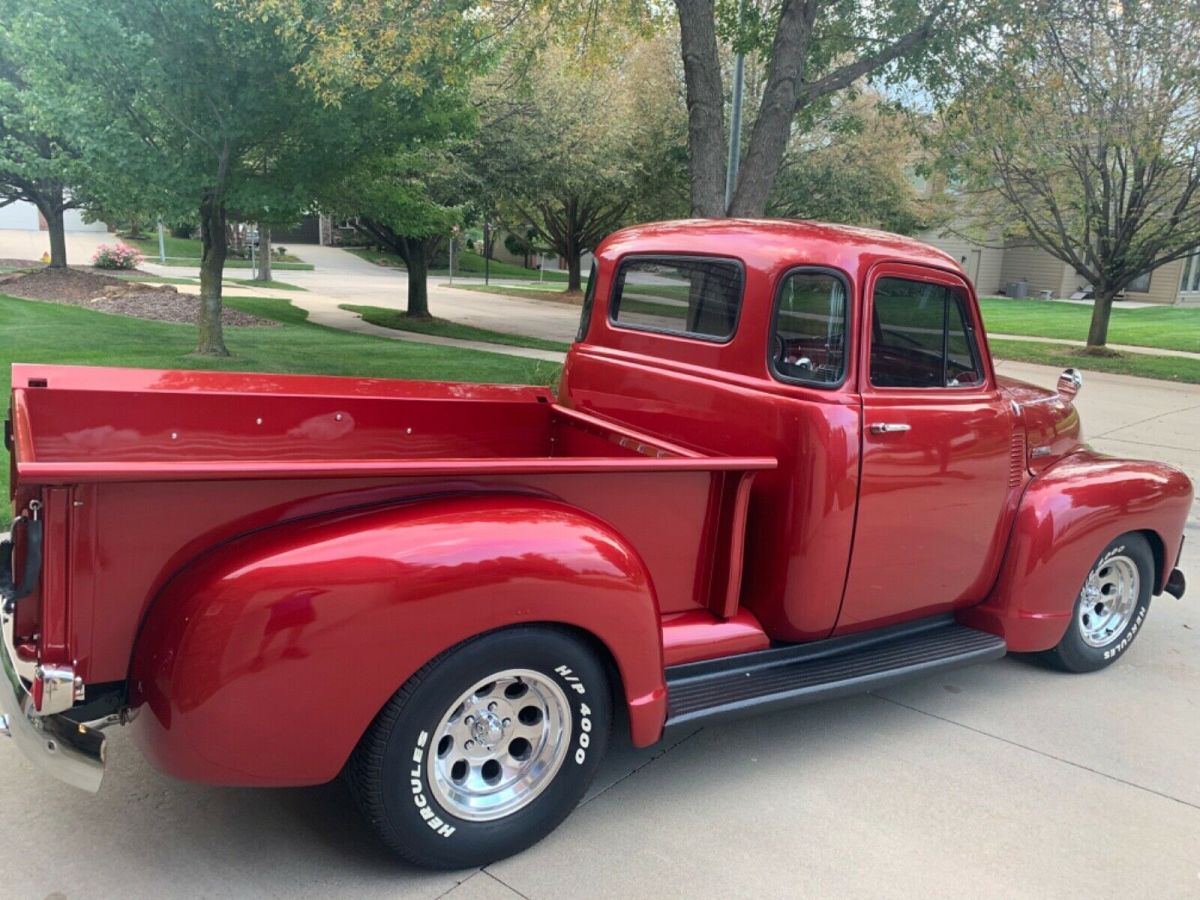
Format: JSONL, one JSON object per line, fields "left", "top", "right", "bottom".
{"left": 728, "top": 0, "right": 817, "bottom": 217}
{"left": 197, "top": 196, "right": 230, "bottom": 356}
{"left": 257, "top": 224, "right": 272, "bottom": 282}
{"left": 34, "top": 182, "right": 69, "bottom": 268}
{"left": 404, "top": 237, "right": 430, "bottom": 318}
{"left": 674, "top": 0, "right": 941, "bottom": 218}
{"left": 675, "top": 0, "right": 727, "bottom": 217}
{"left": 566, "top": 241, "right": 582, "bottom": 293}
{"left": 1086, "top": 288, "right": 1117, "bottom": 348}
{"left": 44, "top": 205, "right": 68, "bottom": 269}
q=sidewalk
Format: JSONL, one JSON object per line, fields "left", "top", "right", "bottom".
{"left": 989, "top": 331, "right": 1200, "bottom": 360}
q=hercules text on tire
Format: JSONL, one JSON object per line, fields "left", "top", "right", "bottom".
{"left": 346, "top": 626, "right": 612, "bottom": 869}
{"left": 1045, "top": 533, "right": 1154, "bottom": 673}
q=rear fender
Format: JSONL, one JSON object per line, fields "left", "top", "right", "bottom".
{"left": 961, "top": 450, "right": 1193, "bottom": 651}
{"left": 129, "top": 495, "right": 666, "bottom": 786}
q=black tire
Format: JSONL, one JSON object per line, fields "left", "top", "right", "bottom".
{"left": 346, "top": 626, "right": 611, "bottom": 869}
{"left": 1043, "top": 533, "right": 1154, "bottom": 673}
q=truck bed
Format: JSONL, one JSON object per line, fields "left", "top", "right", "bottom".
{"left": 8, "top": 365, "right": 775, "bottom": 683}
{"left": 10, "top": 364, "right": 748, "bottom": 478}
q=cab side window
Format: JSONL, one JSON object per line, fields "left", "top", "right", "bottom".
{"left": 770, "top": 270, "right": 848, "bottom": 386}
{"left": 870, "top": 277, "right": 981, "bottom": 388}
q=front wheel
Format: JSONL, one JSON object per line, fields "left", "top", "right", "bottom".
{"left": 1044, "top": 533, "right": 1154, "bottom": 673}
{"left": 346, "top": 626, "right": 611, "bottom": 869}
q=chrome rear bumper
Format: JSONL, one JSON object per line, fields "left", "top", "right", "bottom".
{"left": 1, "top": 531, "right": 105, "bottom": 792}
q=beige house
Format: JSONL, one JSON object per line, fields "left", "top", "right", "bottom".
{"left": 918, "top": 226, "right": 1200, "bottom": 306}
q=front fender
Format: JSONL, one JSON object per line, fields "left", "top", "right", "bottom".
{"left": 961, "top": 449, "right": 1192, "bottom": 651}
{"left": 129, "top": 495, "right": 666, "bottom": 786}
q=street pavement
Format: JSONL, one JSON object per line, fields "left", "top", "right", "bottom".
{"left": 1, "top": 233, "right": 1199, "bottom": 897}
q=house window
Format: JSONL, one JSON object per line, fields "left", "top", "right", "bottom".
{"left": 1126, "top": 271, "right": 1151, "bottom": 293}
{"left": 1180, "top": 255, "right": 1200, "bottom": 294}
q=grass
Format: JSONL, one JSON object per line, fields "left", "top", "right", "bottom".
{"left": 230, "top": 278, "right": 306, "bottom": 291}
{"left": 347, "top": 246, "right": 577, "bottom": 283}
{"left": 116, "top": 273, "right": 200, "bottom": 286}
{"left": 0, "top": 293, "right": 562, "bottom": 498}
{"left": 342, "top": 304, "right": 571, "bottom": 352}
{"left": 124, "top": 235, "right": 315, "bottom": 270}
{"left": 989, "top": 339, "right": 1200, "bottom": 383}
{"left": 114, "top": 273, "right": 305, "bottom": 291}
{"left": 979, "top": 297, "right": 1200, "bottom": 354}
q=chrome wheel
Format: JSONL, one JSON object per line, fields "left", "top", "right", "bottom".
{"left": 1078, "top": 553, "right": 1140, "bottom": 648}
{"left": 426, "top": 669, "right": 572, "bottom": 822}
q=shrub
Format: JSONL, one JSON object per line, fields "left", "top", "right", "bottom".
{"left": 91, "top": 243, "right": 144, "bottom": 270}
{"left": 274, "top": 246, "right": 287, "bottom": 257}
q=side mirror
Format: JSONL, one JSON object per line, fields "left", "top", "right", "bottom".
{"left": 1057, "top": 367, "right": 1083, "bottom": 401}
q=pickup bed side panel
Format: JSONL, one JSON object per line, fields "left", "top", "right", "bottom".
{"left": 960, "top": 450, "right": 1193, "bottom": 651}
{"left": 128, "top": 496, "right": 667, "bottom": 786}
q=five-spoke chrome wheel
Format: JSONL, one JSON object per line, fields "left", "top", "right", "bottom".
{"left": 427, "top": 669, "right": 572, "bottom": 822}
{"left": 1077, "top": 552, "right": 1140, "bottom": 648}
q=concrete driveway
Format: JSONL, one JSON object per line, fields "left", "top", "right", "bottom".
{"left": 2, "top": 236, "right": 1199, "bottom": 895}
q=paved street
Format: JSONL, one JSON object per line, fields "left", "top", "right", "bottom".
{"left": 2, "top": 233, "right": 1199, "bottom": 897}
{"left": 0, "top": 360, "right": 1197, "bottom": 898}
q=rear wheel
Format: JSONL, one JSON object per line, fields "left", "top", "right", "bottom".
{"left": 1044, "top": 533, "right": 1154, "bottom": 673}
{"left": 346, "top": 627, "right": 611, "bottom": 869}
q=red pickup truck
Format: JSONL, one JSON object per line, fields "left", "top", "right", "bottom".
{"left": 2, "top": 220, "right": 1191, "bottom": 868}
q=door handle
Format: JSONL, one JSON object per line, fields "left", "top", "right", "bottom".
{"left": 870, "top": 422, "right": 912, "bottom": 434}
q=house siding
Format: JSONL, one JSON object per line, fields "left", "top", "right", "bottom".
{"left": 998, "top": 244, "right": 1073, "bottom": 297}
{"left": 1129, "top": 258, "right": 1184, "bottom": 306}
{"left": 916, "top": 228, "right": 1005, "bottom": 294}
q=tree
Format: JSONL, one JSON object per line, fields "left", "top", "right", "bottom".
{"left": 13, "top": 0, "right": 335, "bottom": 352}
{"left": 941, "top": 0, "right": 1200, "bottom": 348}
{"left": 15, "top": 0, "right": 469, "bottom": 354}
{"left": 673, "top": 0, "right": 1006, "bottom": 217}
{"left": 479, "top": 34, "right": 688, "bottom": 291}
{"left": 769, "top": 90, "right": 931, "bottom": 234}
{"left": 0, "top": 25, "right": 89, "bottom": 268}
{"left": 334, "top": 141, "right": 474, "bottom": 318}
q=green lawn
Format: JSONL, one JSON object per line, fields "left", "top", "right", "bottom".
{"left": 230, "top": 278, "right": 306, "bottom": 291}
{"left": 342, "top": 305, "right": 571, "bottom": 352}
{"left": 0, "top": 294, "right": 561, "bottom": 498}
{"left": 988, "top": 339, "right": 1200, "bottom": 384}
{"left": 117, "top": 273, "right": 200, "bottom": 286}
{"left": 979, "top": 297, "right": 1200, "bottom": 354}
{"left": 123, "top": 235, "right": 315, "bottom": 270}
{"left": 117, "top": 273, "right": 305, "bottom": 291}
{"left": 347, "top": 247, "right": 577, "bottom": 283}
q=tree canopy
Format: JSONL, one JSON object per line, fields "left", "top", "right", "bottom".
{"left": 0, "top": 20, "right": 91, "bottom": 267}
{"left": 477, "top": 31, "right": 689, "bottom": 291}
{"left": 940, "top": 0, "right": 1200, "bottom": 347}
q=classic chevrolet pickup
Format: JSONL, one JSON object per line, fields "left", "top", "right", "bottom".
{"left": 1, "top": 220, "right": 1191, "bottom": 868}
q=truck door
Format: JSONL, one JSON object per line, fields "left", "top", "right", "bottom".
{"left": 837, "top": 263, "right": 1015, "bottom": 633}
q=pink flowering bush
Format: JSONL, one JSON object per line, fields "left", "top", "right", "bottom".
{"left": 91, "top": 243, "right": 143, "bottom": 270}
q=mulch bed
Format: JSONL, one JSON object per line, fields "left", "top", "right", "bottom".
{"left": 0, "top": 264, "right": 278, "bottom": 327}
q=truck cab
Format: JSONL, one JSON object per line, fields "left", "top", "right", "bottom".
{"left": 2, "top": 219, "right": 1191, "bottom": 869}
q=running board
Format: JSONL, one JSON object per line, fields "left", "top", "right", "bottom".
{"left": 664, "top": 615, "right": 1006, "bottom": 730}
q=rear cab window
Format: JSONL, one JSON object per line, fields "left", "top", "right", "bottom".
{"left": 609, "top": 256, "right": 743, "bottom": 342}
